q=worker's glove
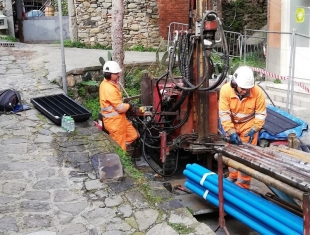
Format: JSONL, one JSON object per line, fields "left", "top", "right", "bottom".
{"left": 244, "top": 129, "right": 256, "bottom": 143}
{"left": 127, "top": 102, "right": 137, "bottom": 114}
{"left": 229, "top": 133, "right": 242, "bottom": 145}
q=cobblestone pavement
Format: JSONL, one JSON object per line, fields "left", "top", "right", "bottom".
{"left": 0, "top": 45, "right": 215, "bottom": 235}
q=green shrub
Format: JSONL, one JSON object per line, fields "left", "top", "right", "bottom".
{"left": 78, "top": 87, "right": 86, "bottom": 97}
{"left": 84, "top": 97, "right": 99, "bottom": 120}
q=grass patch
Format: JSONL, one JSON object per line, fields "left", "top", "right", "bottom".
{"left": 115, "top": 147, "right": 164, "bottom": 205}
{"left": 126, "top": 44, "right": 158, "bottom": 52}
{"left": 63, "top": 39, "right": 112, "bottom": 50}
{"left": 167, "top": 222, "right": 195, "bottom": 234}
{"left": 63, "top": 40, "right": 162, "bottom": 52}
{"left": 0, "top": 35, "right": 18, "bottom": 42}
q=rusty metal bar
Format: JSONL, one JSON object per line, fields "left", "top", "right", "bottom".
{"left": 262, "top": 193, "right": 303, "bottom": 218}
{"left": 160, "top": 131, "right": 167, "bottom": 164}
{"left": 214, "top": 152, "right": 230, "bottom": 235}
{"left": 303, "top": 193, "right": 310, "bottom": 235}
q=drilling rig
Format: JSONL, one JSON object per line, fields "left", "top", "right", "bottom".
{"left": 124, "top": 1, "right": 310, "bottom": 232}
{"left": 127, "top": 0, "right": 229, "bottom": 176}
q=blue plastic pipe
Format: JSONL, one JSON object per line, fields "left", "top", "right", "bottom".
{"left": 185, "top": 163, "right": 303, "bottom": 234}
{"left": 184, "top": 169, "right": 300, "bottom": 235}
{"left": 185, "top": 180, "right": 278, "bottom": 235}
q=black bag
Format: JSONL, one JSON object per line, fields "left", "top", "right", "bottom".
{"left": 0, "top": 89, "right": 22, "bottom": 112}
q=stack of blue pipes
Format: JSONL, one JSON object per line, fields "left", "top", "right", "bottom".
{"left": 183, "top": 163, "right": 303, "bottom": 235}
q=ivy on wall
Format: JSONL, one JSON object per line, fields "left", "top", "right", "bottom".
{"left": 222, "top": 0, "right": 267, "bottom": 33}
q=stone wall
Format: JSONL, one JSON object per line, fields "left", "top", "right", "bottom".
{"left": 74, "top": 0, "right": 267, "bottom": 49}
{"left": 75, "top": 0, "right": 161, "bottom": 48}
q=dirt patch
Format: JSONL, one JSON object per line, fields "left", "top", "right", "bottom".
{"left": 7, "top": 48, "right": 36, "bottom": 59}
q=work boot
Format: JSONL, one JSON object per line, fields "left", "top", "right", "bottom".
{"left": 226, "top": 177, "right": 237, "bottom": 183}
{"left": 126, "top": 144, "right": 141, "bottom": 161}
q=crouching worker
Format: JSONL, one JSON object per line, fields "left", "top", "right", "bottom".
{"left": 219, "top": 66, "right": 267, "bottom": 189}
{"left": 99, "top": 61, "right": 138, "bottom": 151}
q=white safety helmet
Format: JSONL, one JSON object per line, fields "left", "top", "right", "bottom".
{"left": 233, "top": 66, "right": 254, "bottom": 89}
{"left": 103, "top": 61, "right": 122, "bottom": 73}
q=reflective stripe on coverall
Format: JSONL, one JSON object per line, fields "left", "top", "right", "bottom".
{"left": 219, "top": 83, "right": 267, "bottom": 189}
{"left": 99, "top": 79, "right": 138, "bottom": 151}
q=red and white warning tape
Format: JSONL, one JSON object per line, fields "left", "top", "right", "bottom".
{"left": 249, "top": 67, "right": 310, "bottom": 93}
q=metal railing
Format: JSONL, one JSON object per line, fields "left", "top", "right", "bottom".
{"left": 167, "top": 22, "right": 249, "bottom": 59}
{"left": 167, "top": 22, "right": 189, "bottom": 51}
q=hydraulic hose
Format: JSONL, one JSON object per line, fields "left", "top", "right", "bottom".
{"left": 141, "top": 131, "right": 180, "bottom": 177}
{"left": 168, "top": 14, "right": 229, "bottom": 91}
{"left": 197, "top": 12, "right": 229, "bottom": 91}
{"left": 257, "top": 82, "right": 276, "bottom": 107}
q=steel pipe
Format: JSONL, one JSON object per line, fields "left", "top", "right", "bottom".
{"left": 270, "top": 146, "right": 310, "bottom": 164}
{"left": 229, "top": 144, "right": 310, "bottom": 173}
{"left": 214, "top": 155, "right": 304, "bottom": 200}
{"left": 251, "top": 144, "right": 310, "bottom": 171}
{"left": 216, "top": 146, "right": 310, "bottom": 192}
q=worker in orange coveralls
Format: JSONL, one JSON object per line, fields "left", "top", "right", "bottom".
{"left": 219, "top": 66, "right": 267, "bottom": 189}
{"left": 99, "top": 61, "right": 138, "bottom": 151}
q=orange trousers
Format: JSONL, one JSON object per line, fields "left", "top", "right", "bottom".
{"left": 103, "top": 114, "right": 138, "bottom": 151}
{"left": 228, "top": 130, "right": 259, "bottom": 189}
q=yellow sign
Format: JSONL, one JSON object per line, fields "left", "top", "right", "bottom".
{"left": 296, "top": 8, "right": 305, "bottom": 23}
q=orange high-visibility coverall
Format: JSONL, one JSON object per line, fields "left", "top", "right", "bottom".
{"left": 99, "top": 79, "right": 138, "bottom": 151}
{"left": 219, "top": 83, "right": 267, "bottom": 188}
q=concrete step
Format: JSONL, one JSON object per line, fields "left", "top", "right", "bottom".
{"left": 258, "top": 81, "right": 310, "bottom": 109}
{"left": 265, "top": 100, "right": 308, "bottom": 112}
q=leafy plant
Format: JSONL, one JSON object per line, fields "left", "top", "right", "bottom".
{"left": 84, "top": 97, "right": 99, "bottom": 120}
{"left": 108, "top": 51, "right": 112, "bottom": 61}
{"left": 274, "top": 78, "right": 281, "bottom": 84}
{"left": 80, "top": 81, "right": 99, "bottom": 86}
{"left": 234, "top": 51, "right": 266, "bottom": 69}
{"left": 147, "top": 50, "right": 169, "bottom": 77}
{"left": 129, "top": 44, "right": 145, "bottom": 52}
{"left": 212, "top": 50, "right": 265, "bottom": 78}
{"left": 78, "top": 87, "right": 86, "bottom": 97}
{"left": 67, "top": 90, "right": 74, "bottom": 98}
{"left": 64, "top": 39, "right": 88, "bottom": 48}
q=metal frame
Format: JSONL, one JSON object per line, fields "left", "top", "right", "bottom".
{"left": 216, "top": 149, "right": 310, "bottom": 235}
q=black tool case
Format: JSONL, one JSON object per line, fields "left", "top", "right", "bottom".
{"left": 30, "top": 94, "right": 92, "bottom": 126}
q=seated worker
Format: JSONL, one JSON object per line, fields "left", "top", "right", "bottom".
{"left": 219, "top": 66, "right": 267, "bottom": 189}
{"left": 99, "top": 61, "right": 138, "bottom": 151}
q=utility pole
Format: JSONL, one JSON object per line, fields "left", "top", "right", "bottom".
{"left": 58, "top": 0, "right": 67, "bottom": 95}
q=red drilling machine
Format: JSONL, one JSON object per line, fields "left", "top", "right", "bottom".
{"left": 127, "top": 0, "right": 230, "bottom": 177}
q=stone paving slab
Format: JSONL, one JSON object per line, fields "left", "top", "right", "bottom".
{"left": 0, "top": 45, "right": 215, "bottom": 235}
